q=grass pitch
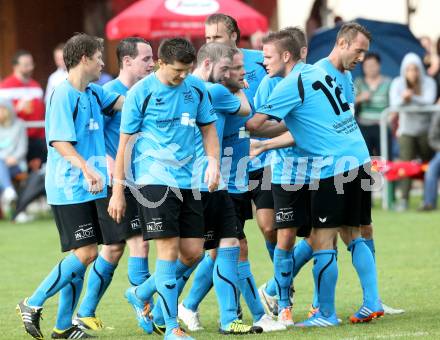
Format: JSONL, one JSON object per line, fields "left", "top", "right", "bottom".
{"left": 1, "top": 203, "right": 439, "bottom": 339}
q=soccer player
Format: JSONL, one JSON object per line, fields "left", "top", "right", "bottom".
{"left": 108, "top": 38, "right": 219, "bottom": 340}
{"left": 246, "top": 29, "right": 381, "bottom": 327}
{"left": 314, "top": 22, "right": 404, "bottom": 317}
{"left": 179, "top": 47, "right": 284, "bottom": 331}
{"left": 73, "top": 37, "right": 155, "bottom": 331}
{"left": 167, "top": 42, "right": 262, "bottom": 335}
{"left": 204, "top": 13, "right": 277, "bottom": 266}
{"left": 177, "top": 43, "right": 281, "bottom": 334}
{"left": 16, "top": 33, "right": 123, "bottom": 339}
{"left": 254, "top": 27, "right": 313, "bottom": 326}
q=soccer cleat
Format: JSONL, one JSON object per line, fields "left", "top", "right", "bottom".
{"left": 124, "top": 287, "right": 153, "bottom": 334}
{"left": 51, "top": 325, "right": 95, "bottom": 338}
{"left": 219, "top": 320, "right": 263, "bottom": 335}
{"left": 258, "top": 284, "right": 278, "bottom": 317}
{"left": 253, "top": 313, "right": 286, "bottom": 332}
{"left": 72, "top": 315, "right": 104, "bottom": 331}
{"left": 178, "top": 303, "right": 203, "bottom": 331}
{"left": 382, "top": 303, "right": 405, "bottom": 315}
{"left": 350, "top": 305, "right": 384, "bottom": 323}
{"left": 16, "top": 298, "right": 44, "bottom": 340}
{"left": 149, "top": 313, "right": 166, "bottom": 335}
{"left": 165, "top": 327, "right": 194, "bottom": 339}
{"left": 277, "top": 307, "right": 294, "bottom": 327}
{"left": 307, "top": 304, "right": 319, "bottom": 318}
{"left": 296, "top": 310, "right": 340, "bottom": 328}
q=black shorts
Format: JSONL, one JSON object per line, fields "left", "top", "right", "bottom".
{"left": 310, "top": 166, "right": 372, "bottom": 228}
{"left": 202, "top": 190, "right": 238, "bottom": 250}
{"left": 137, "top": 185, "right": 204, "bottom": 240}
{"left": 229, "top": 192, "right": 253, "bottom": 240}
{"left": 95, "top": 187, "right": 142, "bottom": 245}
{"left": 272, "top": 183, "right": 311, "bottom": 237}
{"left": 52, "top": 201, "right": 103, "bottom": 252}
{"left": 248, "top": 167, "right": 274, "bottom": 210}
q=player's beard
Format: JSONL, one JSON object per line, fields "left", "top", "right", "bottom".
{"left": 207, "top": 69, "right": 218, "bottom": 84}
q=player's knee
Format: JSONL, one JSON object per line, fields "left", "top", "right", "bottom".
{"left": 276, "top": 228, "right": 296, "bottom": 250}
{"left": 74, "top": 245, "right": 99, "bottom": 266}
{"left": 360, "top": 224, "right": 373, "bottom": 239}
{"left": 127, "top": 237, "right": 149, "bottom": 257}
{"left": 239, "top": 238, "right": 248, "bottom": 260}
{"left": 219, "top": 237, "right": 239, "bottom": 248}
{"left": 101, "top": 244, "right": 125, "bottom": 264}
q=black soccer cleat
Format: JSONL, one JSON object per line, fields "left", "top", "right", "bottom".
{"left": 16, "top": 298, "right": 44, "bottom": 340}
{"left": 51, "top": 325, "right": 96, "bottom": 339}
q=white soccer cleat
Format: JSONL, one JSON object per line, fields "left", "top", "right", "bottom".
{"left": 382, "top": 303, "right": 405, "bottom": 315}
{"left": 178, "top": 303, "right": 204, "bottom": 331}
{"left": 258, "top": 284, "right": 278, "bottom": 317}
{"left": 254, "top": 313, "right": 286, "bottom": 332}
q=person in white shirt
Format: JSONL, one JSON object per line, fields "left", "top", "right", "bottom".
{"left": 44, "top": 43, "right": 68, "bottom": 103}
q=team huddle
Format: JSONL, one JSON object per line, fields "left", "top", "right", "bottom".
{"left": 16, "top": 13, "right": 403, "bottom": 340}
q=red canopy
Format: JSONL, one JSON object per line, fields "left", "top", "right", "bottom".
{"left": 106, "top": 0, "right": 268, "bottom": 40}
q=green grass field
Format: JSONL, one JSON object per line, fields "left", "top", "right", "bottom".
{"left": 1, "top": 203, "right": 440, "bottom": 340}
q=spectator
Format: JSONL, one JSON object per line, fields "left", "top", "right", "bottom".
{"left": 390, "top": 52, "right": 437, "bottom": 210}
{"left": 0, "top": 50, "right": 46, "bottom": 170}
{"left": 355, "top": 52, "right": 392, "bottom": 156}
{"left": 432, "top": 37, "right": 440, "bottom": 101}
{"left": 419, "top": 110, "right": 440, "bottom": 211}
{"left": 44, "top": 43, "right": 67, "bottom": 103}
{"left": 0, "top": 98, "right": 28, "bottom": 215}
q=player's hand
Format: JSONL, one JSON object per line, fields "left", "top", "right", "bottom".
{"left": 243, "top": 79, "right": 250, "bottom": 89}
{"left": 205, "top": 160, "right": 220, "bottom": 192}
{"left": 82, "top": 165, "right": 103, "bottom": 194}
{"left": 108, "top": 187, "right": 126, "bottom": 223}
{"left": 250, "top": 139, "right": 266, "bottom": 158}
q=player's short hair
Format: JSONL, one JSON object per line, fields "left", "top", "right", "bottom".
{"left": 205, "top": 13, "right": 241, "bottom": 43}
{"left": 281, "top": 26, "right": 307, "bottom": 48}
{"left": 11, "top": 50, "right": 32, "bottom": 65}
{"left": 336, "top": 22, "right": 372, "bottom": 44}
{"left": 196, "top": 42, "right": 235, "bottom": 66}
{"left": 63, "top": 33, "right": 104, "bottom": 71}
{"left": 262, "top": 30, "right": 302, "bottom": 61}
{"left": 364, "top": 52, "right": 381, "bottom": 63}
{"left": 117, "top": 37, "right": 150, "bottom": 69}
{"left": 158, "top": 38, "right": 196, "bottom": 65}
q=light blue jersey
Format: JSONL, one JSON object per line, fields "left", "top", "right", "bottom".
{"left": 103, "top": 78, "right": 128, "bottom": 159}
{"left": 257, "top": 62, "right": 370, "bottom": 180}
{"left": 254, "top": 75, "right": 310, "bottom": 184}
{"left": 315, "top": 57, "right": 356, "bottom": 113}
{"left": 120, "top": 73, "right": 216, "bottom": 189}
{"left": 194, "top": 82, "right": 241, "bottom": 191}
{"left": 45, "top": 80, "right": 120, "bottom": 204}
{"left": 242, "top": 48, "right": 267, "bottom": 104}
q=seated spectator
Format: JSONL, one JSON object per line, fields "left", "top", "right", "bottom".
{"left": 44, "top": 43, "right": 67, "bottom": 103}
{"left": 390, "top": 52, "right": 437, "bottom": 210}
{"left": 0, "top": 98, "right": 28, "bottom": 215}
{"left": 355, "top": 52, "right": 392, "bottom": 156}
{"left": 420, "top": 110, "right": 440, "bottom": 211}
{"left": 0, "top": 50, "right": 46, "bottom": 171}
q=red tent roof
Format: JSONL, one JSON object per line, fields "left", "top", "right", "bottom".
{"left": 106, "top": 0, "right": 268, "bottom": 40}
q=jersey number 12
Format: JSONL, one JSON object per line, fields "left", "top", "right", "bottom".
{"left": 312, "top": 75, "right": 350, "bottom": 115}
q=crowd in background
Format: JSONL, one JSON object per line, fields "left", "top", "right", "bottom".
{"left": 1, "top": 32, "right": 440, "bottom": 218}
